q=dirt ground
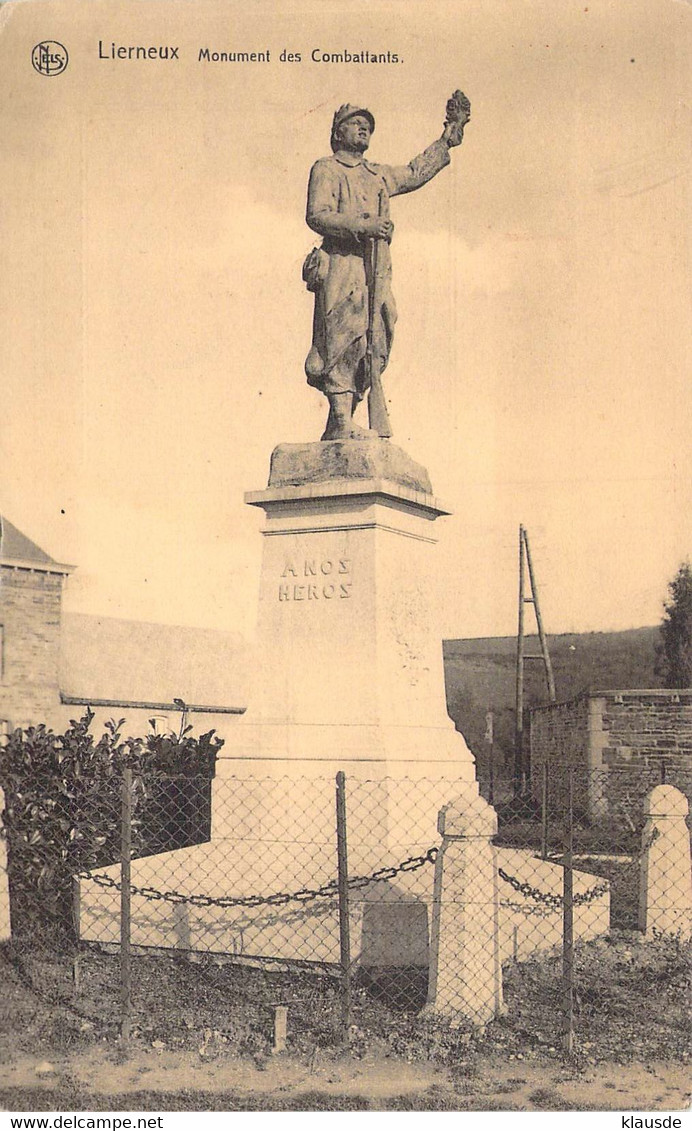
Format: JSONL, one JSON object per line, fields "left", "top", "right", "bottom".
{"left": 1, "top": 1044, "right": 690, "bottom": 1112}
{"left": 2, "top": 938, "right": 689, "bottom": 1112}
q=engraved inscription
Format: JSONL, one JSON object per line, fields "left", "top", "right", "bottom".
{"left": 279, "top": 558, "right": 352, "bottom": 601}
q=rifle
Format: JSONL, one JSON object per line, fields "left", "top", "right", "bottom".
{"left": 365, "top": 190, "right": 392, "bottom": 438}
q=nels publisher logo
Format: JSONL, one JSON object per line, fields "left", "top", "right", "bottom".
{"left": 31, "top": 41, "right": 69, "bottom": 76}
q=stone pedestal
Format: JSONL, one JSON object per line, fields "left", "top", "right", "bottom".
{"left": 213, "top": 439, "right": 477, "bottom": 852}
{"left": 76, "top": 440, "right": 483, "bottom": 967}
{"left": 218, "top": 440, "right": 475, "bottom": 777}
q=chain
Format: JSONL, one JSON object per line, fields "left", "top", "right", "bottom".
{"left": 500, "top": 899, "right": 559, "bottom": 919}
{"left": 573, "top": 879, "right": 610, "bottom": 905}
{"left": 75, "top": 846, "right": 438, "bottom": 910}
{"left": 498, "top": 867, "right": 611, "bottom": 908}
{"left": 498, "top": 868, "right": 563, "bottom": 909}
{"left": 499, "top": 827, "right": 661, "bottom": 910}
{"left": 344, "top": 848, "right": 438, "bottom": 890}
{"left": 76, "top": 824, "right": 660, "bottom": 914}
{"left": 633, "top": 827, "right": 660, "bottom": 859}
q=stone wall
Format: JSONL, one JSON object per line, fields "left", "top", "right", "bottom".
{"left": 529, "top": 694, "right": 590, "bottom": 809}
{"left": 597, "top": 690, "right": 692, "bottom": 817}
{"left": 530, "top": 689, "right": 692, "bottom": 820}
{"left": 0, "top": 566, "right": 64, "bottom": 730}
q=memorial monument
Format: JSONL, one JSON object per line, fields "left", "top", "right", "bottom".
{"left": 224, "top": 92, "right": 478, "bottom": 806}
{"left": 78, "top": 96, "right": 611, "bottom": 970}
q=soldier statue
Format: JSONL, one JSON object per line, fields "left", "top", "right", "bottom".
{"left": 303, "top": 91, "right": 471, "bottom": 441}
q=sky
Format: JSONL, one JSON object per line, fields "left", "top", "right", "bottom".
{"left": 1, "top": 0, "right": 690, "bottom": 643}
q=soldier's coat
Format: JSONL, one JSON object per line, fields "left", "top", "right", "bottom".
{"left": 304, "top": 139, "right": 451, "bottom": 400}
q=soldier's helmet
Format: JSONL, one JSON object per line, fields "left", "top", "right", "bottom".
{"left": 330, "top": 104, "right": 375, "bottom": 151}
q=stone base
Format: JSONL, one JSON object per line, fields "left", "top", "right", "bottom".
{"left": 77, "top": 838, "right": 433, "bottom": 966}
{"left": 77, "top": 844, "right": 610, "bottom": 969}
{"left": 211, "top": 719, "right": 477, "bottom": 847}
{"left": 78, "top": 443, "right": 512, "bottom": 976}
{"left": 209, "top": 765, "right": 476, "bottom": 856}
{"left": 214, "top": 722, "right": 473, "bottom": 769}
{"left": 268, "top": 439, "right": 433, "bottom": 495}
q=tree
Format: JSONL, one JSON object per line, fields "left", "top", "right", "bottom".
{"left": 655, "top": 561, "right": 692, "bottom": 688}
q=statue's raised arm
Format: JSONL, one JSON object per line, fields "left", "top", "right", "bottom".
{"left": 442, "top": 89, "right": 472, "bottom": 148}
{"left": 303, "top": 92, "right": 471, "bottom": 441}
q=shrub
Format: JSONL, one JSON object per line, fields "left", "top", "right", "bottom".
{"left": 0, "top": 712, "right": 224, "bottom": 948}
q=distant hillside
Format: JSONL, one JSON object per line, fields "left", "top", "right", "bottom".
{"left": 443, "top": 626, "right": 660, "bottom": 776}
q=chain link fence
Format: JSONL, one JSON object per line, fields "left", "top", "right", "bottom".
{"left": 3, "top": 759, "right": 690, "bottom": 1060}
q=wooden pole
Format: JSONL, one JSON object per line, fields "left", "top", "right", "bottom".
{"left": 485, "top": 710, "right": 494, "bottom": 805}
{"left": 514, "top": 525, "right": 526, "bottom": 797}
{"left": 523, "top": 529, "right": 556, "bottom": 701}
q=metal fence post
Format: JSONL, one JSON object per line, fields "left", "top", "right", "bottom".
{"left": 488, "top": 742, "right": 495, "bottom": 808}
{"left": 71, "top": 876, "right": 81, "bottom": 989}
{"left": 121, "top": 765, "right": 133, "bottom": 1044}
{"left": 541, "top": 762, "right": 549, "bottom": 860}
{"left": 335, "top": 771, "right": 351, "bottom": 1037}
{"left": 562, "top": 765, "right": 574, "bottom": 1057}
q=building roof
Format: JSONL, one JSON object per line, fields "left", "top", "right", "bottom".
{"left": 1, "top": 516, "right": 56, "bottom": 564}
{"left": 60, "top": 612, "right": 250, "bottom": 710}
{"left": 0, "top": 516, "right": 72, "bottom": 573}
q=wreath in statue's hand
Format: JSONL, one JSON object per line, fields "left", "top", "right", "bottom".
{"left": 443, "top": 90, "right": 471, "bottom": 147}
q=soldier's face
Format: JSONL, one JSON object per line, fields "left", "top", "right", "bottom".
{"left": 339, "top": 116, "right": 372, "bottom": 152}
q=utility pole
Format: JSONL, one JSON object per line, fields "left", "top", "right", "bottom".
{"left": 514, "top": 525, "right": 556, "bottom": 798}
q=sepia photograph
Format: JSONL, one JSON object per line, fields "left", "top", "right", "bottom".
{"left": 0, "top": 0, "right": 690, "bottom": 1118}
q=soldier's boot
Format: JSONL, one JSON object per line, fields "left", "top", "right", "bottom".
{"left": 321, "top": 392, "right": 354, "bottom": 440}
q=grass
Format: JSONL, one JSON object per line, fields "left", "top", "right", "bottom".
{"left": 510, "top": 935, "right": 690, "bottom": 1060}
{"left": 1, "top": 933, "right": 689, "bottom": 1070}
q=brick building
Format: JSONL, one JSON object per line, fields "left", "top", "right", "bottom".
{"left": 0, "top": 518, "right": 71, "bottom": 735}
{"left": 0, "top": 517, "right": 248, "bottom": 742}
{"left": 530, "top": 689, "right": 692, "bottom": 821}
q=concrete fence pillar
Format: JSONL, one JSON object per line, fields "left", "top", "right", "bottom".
{"left": 426, "top": 792, "right": 504, "bottom": 1025}
{"left": 638, "top": 784, "right": 692, "bottom": 941}
{"left": 0, "top": 786, "right": 10, "bottom": 942}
